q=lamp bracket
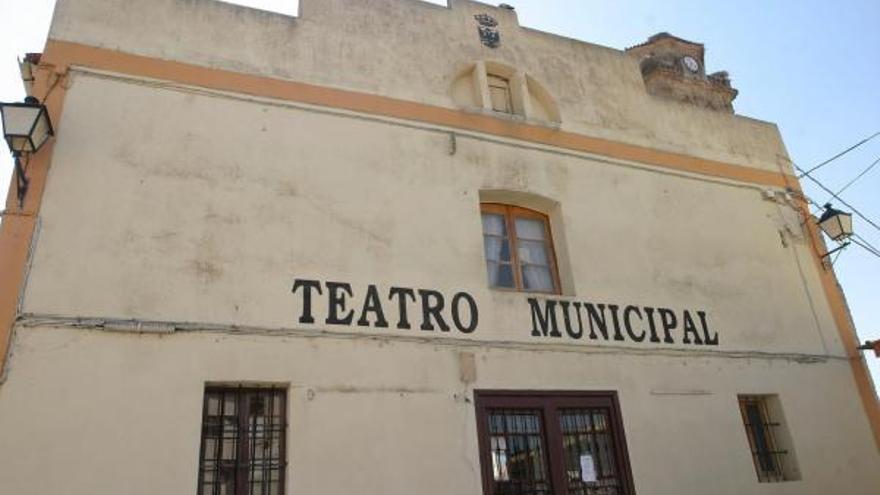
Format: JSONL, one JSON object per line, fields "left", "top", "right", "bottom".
{"left": 820, "top": 241, "right": 849, "bottom": 260}
{"left": 13, "top": 154, "right": 29, "bottom": 208}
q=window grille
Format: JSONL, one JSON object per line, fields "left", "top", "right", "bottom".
{"left": 476, "top": 391, "right": 635, "bottom": 495}
{"left": 738, "top": 395, "right": 792, "bottom": 483}
{"left": 198, "top": 387, "right": 287, "bottom": 495}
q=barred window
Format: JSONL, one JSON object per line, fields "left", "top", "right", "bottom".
{"left": 198, "top": 387, "right": 287, "bottom": 495}
{"left": 475, "top": 391, "right": 635, "bottom": 495}
{"left": 481, "top": 204, "right": 560, "bottom": 294}
{"left": 738, "top": 395, "right": 800, "bottom": 483}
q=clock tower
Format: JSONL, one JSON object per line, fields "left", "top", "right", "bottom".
{"left": 626, "top": 32, "right": 738, "bottom": 112}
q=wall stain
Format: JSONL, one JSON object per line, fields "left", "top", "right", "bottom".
{"left": 189, "top": 259, "right": 224, "bottom": 284}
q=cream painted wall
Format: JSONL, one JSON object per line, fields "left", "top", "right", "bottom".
{"left": 47, "top": 0, "right": 792, "bottom": 174}
{"left": 0, "top": 326, "right": 878, "bottom": 494}
{"left": 21, "top": 73, "right": 841, "bottom": 356}
{"left": 0, "top": 69, "right": 873, "bottom": 493}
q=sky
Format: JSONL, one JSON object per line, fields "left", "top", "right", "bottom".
{"left": 1, "top": 0, "right": 878, "bottom": 387}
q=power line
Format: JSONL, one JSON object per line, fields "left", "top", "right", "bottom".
{"left": 797, "top": 131, "right": 880, "bottom": 178}
{"left": 835, "top": 155, "right": 880, "bottom": 196}
{"left": 851, "top": 236, "right": 880, "bottom": 260}
{"left": 793, "top": 163, "right": 880, "bottom": 235}
{"left": 852, "top": 233, "right": 880, "bottom": 258}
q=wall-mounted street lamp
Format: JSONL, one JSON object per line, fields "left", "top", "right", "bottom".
{"left": 0, "top": 96, "right": 54, "bottom": 207}
{"left": 816, "top": 203, "right": 853, "bottom": 259}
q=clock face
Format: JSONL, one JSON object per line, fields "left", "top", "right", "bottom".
{"left": 682, "top": 56, "right": 700, "bottom": 73}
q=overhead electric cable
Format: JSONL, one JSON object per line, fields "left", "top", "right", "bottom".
{"left": 851, "top": 237, "right": 880, "bottom": 260}
{"left": 797, "top": 131, "right": 880, "bottom": 178}
{"left": 852, "top": 233, "right": 880, "bottom": 257}
{"left": 835, "top": 155, "right": 880, "bottom": 196}
{"left": 793, "top": 163, "right": 880, "bottom": 235}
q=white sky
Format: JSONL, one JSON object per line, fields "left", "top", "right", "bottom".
{"left": 1, "top": 0, "right": 879, "bottom": 387}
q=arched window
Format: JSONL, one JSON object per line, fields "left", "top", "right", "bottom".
{"left": 480, "top": 203, "right": 560, "bottom": 293}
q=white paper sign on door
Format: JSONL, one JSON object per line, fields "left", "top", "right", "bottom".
{"left": 580, "top": 454, "right": 597, "bottom": 482}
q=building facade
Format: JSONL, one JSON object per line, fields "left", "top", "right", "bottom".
{"left": 0, "top": 0, "right": 878, "bottom": 494}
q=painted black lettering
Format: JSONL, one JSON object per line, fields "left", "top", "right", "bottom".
{"left": 561, "top": 301, "right": 582, "bottom": 339}
{"left": 388, "top": 287, "right": 416, "bottom": 329}
{"left": 325, "top": 281, "right": 354, "bottom": 325}
{"left": 657, "top": 308, "right": 677, "bottom": 344}
{"left": 584, "top": 303, "right": 608, "bottom": 340}
{"left": 682, "top": 310, "right": 703, "bottom": 345}
{"left": 451, "top": 292, "right": 479, "bottom": 334}
{"left": 608, "top": 304, "right": 625, "bottom": 341}
{"left": 644, "top": 307, "right": 661, "bottom": 343}
{"left": 623, "top": 306, "right": 646, "bottom": 342}
{"left": 418, "top": 289, "right": 450, "bottom": 331}
{"left": 698, "top": 311, "right": 719, "bottom": 346}
{"left": 573, "top": 302, "right": 584, "bottom": 339}
{"left": 357, "top": 284, "right": 389, "bottom": 328}
{"left": 292, "top": 279, "right": 322, "bottom": 324}
{"left": 528, "top": 298, "right": 561, "bottom": 337}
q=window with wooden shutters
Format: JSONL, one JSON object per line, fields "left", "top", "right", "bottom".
{"left": 481, "top": 203, "right": 560, "bottom": 294}
{"left": 475, "top": 391, "right": 636, "bottom": 495}
{"left": 198, "top": 387, "right": 287, "bottom": 495}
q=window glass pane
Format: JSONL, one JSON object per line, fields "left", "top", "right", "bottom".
{"left": 515, "top": 217, "right": 546, "bottom": 241}
{"left": 487, "top": 261, "right": 515, "bottom": 288}
{"left": 484, "top": 237, "right": 511, "bottom": 262}
{"left": 488, "top": 409, "right": 551, "bottom": 495}
{"left": 521, "top": 265, "right": 554, "bottom": 292}
{"left": 517, "top": 239, "right": 549, "bottom": 266}
{"left": 482, "top": 213, "right": 507, "bottom": 236}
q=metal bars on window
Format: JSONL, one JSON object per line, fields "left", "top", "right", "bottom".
{"left": 487, "top": 409, "right": 552, "bottom": 495}
{"left": 738, "top": 396, "right": 787, "bottom": 483}
{"left": 559, "top": 409, "right": 622, "bottom": 495}
{"left": 198, "top": 387, "right": 287, "bottom": 495}
{"left": 476, "top": 392, "right": 635, "bottom": 495}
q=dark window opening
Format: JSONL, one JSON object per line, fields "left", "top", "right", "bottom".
{"left": 738, "top": 395, "right": 795, "bottom": 483}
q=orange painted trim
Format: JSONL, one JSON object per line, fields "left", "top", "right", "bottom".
{"left": 0, "top": 61, "right": 68, "bottom": 377}
{"left": 40, "top": 40, "right": 795, "bottom": 190}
